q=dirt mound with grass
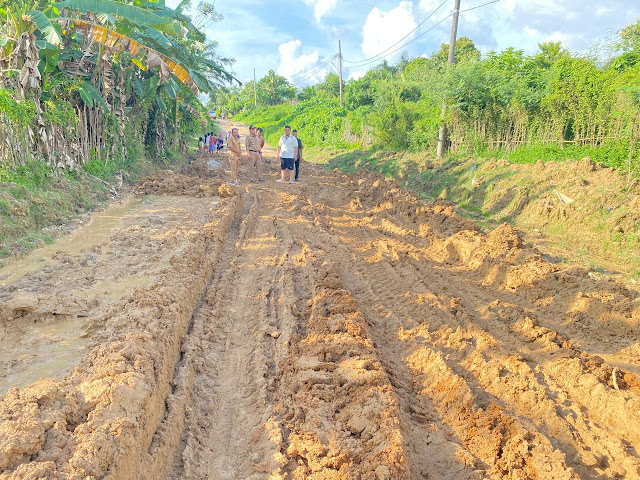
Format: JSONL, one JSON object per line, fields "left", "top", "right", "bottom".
{"left": 311, "top": 148, "right": 640, "bottom": 279}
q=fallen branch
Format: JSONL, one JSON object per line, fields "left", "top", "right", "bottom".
{"left": 80, "top": 167, "right": 118, "bottom": 196}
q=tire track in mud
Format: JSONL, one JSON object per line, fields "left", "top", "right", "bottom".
{"left": 272, "top": 254, "right": 409, "bottom": 479}
{"left": 159, "top": 186, "right": 414, "bottom": 480}
{"left": 167, "top": 189, "right": 278, "bottom": 480}
{"left": 284, "top": 172, "right": 640, "bottom": 480}
{"left": 136, "top": 190, "right": 253, "bottom": 479}
{"left": 2, "top": 143, "right": 640, "bottom": 479}
{"left": 285, "top": 190, "right": 488, "bottom": 480}
{"left": 158, "top": 188, "right": 310, "bottom": 479}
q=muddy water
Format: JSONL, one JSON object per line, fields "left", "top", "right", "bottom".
{"left": 0, "top": 196, "right": 143, "bottom": 287}
{"left": 0, "top": 316, "right": 89, "bottom": 395}
{"left": 0, "top": 195, "right": 214, "bottom": 395}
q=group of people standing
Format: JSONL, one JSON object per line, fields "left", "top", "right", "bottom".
{"left": 226, "top": 125, "right": 303, "bottom": 186}
{"left": 199, "top": 132, "right": 224, "bottom": 156}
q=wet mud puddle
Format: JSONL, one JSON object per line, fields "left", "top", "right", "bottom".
{"left": 0, "top": 315, "right": 89, "bottom": 395}
{"left": 0, "top": 196, "right": 143, "bottom": 287}
{"left": 0, "top": 195, "right": 212, "bottom": 395}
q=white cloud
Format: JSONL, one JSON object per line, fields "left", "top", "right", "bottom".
{"left": 362, "top": 2, "right": 418, "bottom": 61}
{"left": 277, "top": 40, "right": 327, "bottom": 85}
{"left": 303, "top": 0, "right": 338, "bottom": 23}
{"left": 348, "top": 71, "right": 366, "bottom": 81}
{"left": 418, "top": 0, "right": 454, "bottom": 21}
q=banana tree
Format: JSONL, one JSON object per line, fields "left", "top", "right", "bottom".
{"left": 1, "top": 0, "right": 235, "bottom": 170}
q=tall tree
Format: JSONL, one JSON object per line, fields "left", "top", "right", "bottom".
{"left": 257, "top": 70, "right": 295, "bottom": 106}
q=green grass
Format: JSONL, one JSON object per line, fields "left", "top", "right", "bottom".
{"left": 0, "top": 146, "right": 191, "bottom": 262}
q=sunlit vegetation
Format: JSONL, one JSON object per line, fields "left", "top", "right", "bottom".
{"left": 228, "top": 22, "right": 640, "bottom": 175}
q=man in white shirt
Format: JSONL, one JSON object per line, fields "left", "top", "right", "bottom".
{"left": 276, "top": 125, "right": 298, "bottom": 184}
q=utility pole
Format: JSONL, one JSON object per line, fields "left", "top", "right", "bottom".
{"left": 338, "top": 40, "right": 343, "bottom": 108}
{"left": 436, "top": 0, "right": 461, "bottom": 158}
{"left": 253, "top": 68, "right": 257, "bottom": 107}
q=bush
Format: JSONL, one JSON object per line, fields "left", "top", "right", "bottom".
{"left": 0, "top": 159, "right": 51, "bottom": 188}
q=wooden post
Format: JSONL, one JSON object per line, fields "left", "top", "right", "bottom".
{"left": 436, "top": 0, "right": 461, "bottom": 158}
{"left": 338, "top": 40, "right": 344, "bottom": 108}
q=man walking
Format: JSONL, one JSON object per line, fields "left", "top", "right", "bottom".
{"left": 228, "top": 127, "right": 242, "bottom": 185}
{"left": 292, "top": 129, "right": 303, "bottom": 181}
{"left": 276, "top": 125, "right": 298, "bottom": 184}
{"left": 245, "top": 125, "right": 263, "bottom": 182}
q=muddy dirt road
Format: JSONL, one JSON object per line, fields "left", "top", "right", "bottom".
{"left": 1, "top": 124, "right": 640, "bottom": 479}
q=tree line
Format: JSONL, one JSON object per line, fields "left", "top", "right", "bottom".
{"left": 220, "top": 21, "right": 640, "bottom": 174}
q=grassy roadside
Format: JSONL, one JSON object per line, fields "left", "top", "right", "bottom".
{"left": 306, "top": 147, "right": 640, "bottom": 280}
{"left": 0, "top": 151, "right": 190, "bottom": 266}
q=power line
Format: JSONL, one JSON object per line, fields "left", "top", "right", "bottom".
{"left": 290, "top": 62, "right": 331, "bottom": 82}
{"left": 290, "top": 55, "right": 337, "bottom": 82}
{"left": 348, "top": 14, "right": 453, "bottom": 69}
{"left": 282, "top": 0, "right": 501, "bottom": 91}
{"left": 288, "top": 56, "right": 338, "bottom": 90}
{"left": 342, "top": 0, "right": 450, "bottom": 66}
{"left": 291, "top": 71, "right": 328, "bottom": 89}
{"left": 459, "top": 0, "right": 500, "bottom": 13}
{"left": 291, "top": 64, "right": 337, "bottom": 89}
{"left": 342, "top": 0, "right": 500, "bottom": 70}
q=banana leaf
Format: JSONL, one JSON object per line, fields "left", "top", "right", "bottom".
{"left": 175, "top": 0, "right": 190, "bottom": 14}
{"left": 77, "top": 80, "right": 108, "bottom": 109}
{"left": 56, "top": 0, "right": 183, "bottom": 37}
{"left": 156, "top": 96, "right": 167, "bottom": 111}
{"left": 27, "top": 10, "right": 63, "bottom": 46}
{"left": 66, "top": 19, "right": 200, "bottom": 93}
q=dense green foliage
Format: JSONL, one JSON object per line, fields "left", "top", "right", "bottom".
{"left": 0, "top": 0, "right": 236, "bottom": 258}
{"left": 0, "top": 0, "right": 235, "bottom": 175}
{"left": 230, "top": 27, "right": 640, "bottom": 173}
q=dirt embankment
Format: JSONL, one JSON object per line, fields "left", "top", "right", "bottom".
{"left": 309, "top": 148, "right": 640, "bottom": 279}
{"left": 1, "top": 133, "right": 640, "bottom": 479}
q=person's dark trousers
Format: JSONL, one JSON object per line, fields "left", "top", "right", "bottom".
{"left": 295, "top": 159, "right": 300, "bottom": 180}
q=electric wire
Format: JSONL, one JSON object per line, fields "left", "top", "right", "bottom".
{"left": 459, "top": 0, "right": 501, "bottom": 13}
{"left": 341, "top": 0, "right": 501, "bottom": 70}
{"left": 291, "top": 60, "right": 339, "bottom": 89}
{"left": 289, "top": 55, "right": 337, "bottom": 82}
{"left": 277, "top": 0, "right": 502, "bottom": 89}
{"left": 346, "top": 14, "right": 453, "bottom": 68}
{"left": 342, "top": 0, "right": 450, "bottom": 66}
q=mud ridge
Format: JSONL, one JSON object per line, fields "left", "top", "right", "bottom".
{"left": 1, "top": 126, "right": 639, "bottom": 479}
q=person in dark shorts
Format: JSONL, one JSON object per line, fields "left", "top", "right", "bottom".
{"left": 276, "top": 125, "right": 298, "bottom": 184}
{"left": 292, "top": 129, "right": 303, "bottom": 181}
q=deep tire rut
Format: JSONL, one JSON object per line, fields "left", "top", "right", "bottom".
{"left": 1, "top": 140, "right": 639, "bottom": 480}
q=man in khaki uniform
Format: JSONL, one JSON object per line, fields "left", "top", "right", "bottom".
{"left": 245, "top": 125, "right": 263, "bottom": 182}
{"left": 227, "top": 127, "right": 242, "bottom": 185}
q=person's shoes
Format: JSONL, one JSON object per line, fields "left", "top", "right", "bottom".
{"left": 276, "top": 179, "right": 283, "bottom": 183}
{"left": 250, "top": 179, "right": 255, "bottom": 183}
{"left": 289, "top": 180, "right": 294, "bottom": 184}
{"left": 258, "top": 179, "right": 265, "bottom": 182}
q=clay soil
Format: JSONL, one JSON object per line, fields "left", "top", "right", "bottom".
{"left": 1, "top": 123, "right": 640, "bottom": 479}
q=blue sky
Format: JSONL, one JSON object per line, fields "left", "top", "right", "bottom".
{"left": 167, "top": 0, "right": 640, "bottom": 87}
